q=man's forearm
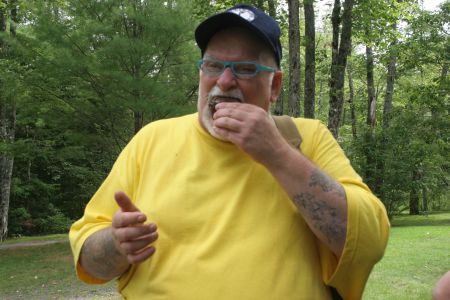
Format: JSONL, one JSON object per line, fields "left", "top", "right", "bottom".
{"left": 292, "top": 167, "right": 347, "bottom": 256}
{"left": 264, "top": 146, "right": 348, "bottom": 257}
{"left": 79, "top": 227, "right": 130, "bottom": 281}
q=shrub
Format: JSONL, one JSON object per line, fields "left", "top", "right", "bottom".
{"left": 8, "top": 207, "right": 33, "bottom": 236}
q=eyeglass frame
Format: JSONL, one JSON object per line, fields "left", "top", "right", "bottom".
{"left": 197, "top": 58, "right": 276, "bottom": 79}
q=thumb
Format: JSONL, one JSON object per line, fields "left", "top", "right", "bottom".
{"left": 114, "top": 191, "right": 140, "bottom": 212}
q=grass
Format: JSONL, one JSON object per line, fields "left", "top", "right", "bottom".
{"left": 390, "top": 211, "right": 450, "bottom": 227}
{"left": 363, "top": 212, "right": 450, "bottom": 300}
{"left": 0, "top": 240, "right": 119, "bottom": 299}
{"left": 0, "top": 212, "right": 449, "bottom": 299}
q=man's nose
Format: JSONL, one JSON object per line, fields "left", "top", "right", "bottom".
{"left": 216, "top": 67, "right": 237, "bottom": 91}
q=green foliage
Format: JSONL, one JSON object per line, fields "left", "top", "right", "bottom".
{"left": 8, "top": 204, "right": 73, "bottom": 236}
{"left": 346, "top": 68, "right": 449, "bottom": 217}
{"left": 33, "top": 204, "right": 73, "bottom": 234}
{"left": 2, "top": 0, "right": 448, "bottom": 235}
{"left": 3, "top": 0, "right": 200, "bottom": 237}
{"left": 7, "top": 207, "right": 31, "bottom": 235}
{"left": 339, "top": 2, "right": 449, "bottom": 217}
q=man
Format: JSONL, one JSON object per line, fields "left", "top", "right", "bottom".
{"left": 70, "top": 4, "right": 389, "bottom": 299}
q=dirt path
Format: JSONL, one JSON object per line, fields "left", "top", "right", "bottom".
{"left": 0, "top": 239, "right": 68, "bottom": 250}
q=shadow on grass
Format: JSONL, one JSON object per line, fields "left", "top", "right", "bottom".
{"left": 391, "top": 211, "right": 450, "bottom": 227}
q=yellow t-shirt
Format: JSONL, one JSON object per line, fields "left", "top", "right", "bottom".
{"left": 70, "top": 113, "right": 389, "bottom": 300}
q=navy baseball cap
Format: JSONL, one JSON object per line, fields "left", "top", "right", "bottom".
{"left": 195, "top": 4, "right": 282, "bottom": 67}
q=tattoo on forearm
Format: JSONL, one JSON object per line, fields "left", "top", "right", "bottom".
{"left": 309, "top": 168, "right": 346, "bottom": 198}
{"left": 293, "top": 168, "right": 347, "bottom": 247}
{"left": 81, "top": 230, "right": 128, "bottom": 279}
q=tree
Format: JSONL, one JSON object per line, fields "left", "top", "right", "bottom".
{"left": 327, "top": 0, "right": 354, "bottom": 137}
{"left": 2, "top": 0, "right": 199, "bottom": 237}
{"left": 366, "top": 45, "right": 376, "bottom": 129}
{"left": 0, "top": 0, "right": 19, "bottom": 241}
{"left": 383, "top": 1, "right": 403, "bottom": 130}
{"left": 363, "top": 42, "right": 379, "bottom": 193}
{"left": 33, "top": 1, "right": 196, "bottom": 136}
{"left": 303, "top": 0, "right": 315, "bottom": 118}
{"left": 265, "top": 0, "right": 285, "bottom": 116}
{"left": 398, "top": 1, "right": 449, "bottom": 215}
{"left": 287, "top": 0, "right": 301, "bottom": 117}
{"left": 346, "top": 60, "right": 356, "bottom": 138}
{"left": 347, "top": 0, "right": 413, "bottom": 199}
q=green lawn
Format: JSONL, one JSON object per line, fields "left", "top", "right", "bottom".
{"left": 0, "top": 240, "right": 119, "bottom": 299}
{"left": 363, "top": 212, "right": 450, "bottom": 300}
{"left": 0, "top": 213, "right": 449, "bottom": 299}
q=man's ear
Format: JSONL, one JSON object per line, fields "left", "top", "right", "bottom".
{"left": 270, "top": 71, "right": 283, "bottom": 103}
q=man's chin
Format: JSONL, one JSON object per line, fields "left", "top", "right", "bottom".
{"left": 200, "top": 110, "right": 230, "bottom": 142}
{"left": 209, "top": 128, "right": 230, "bottom": 142}
{"left": 206, "top": 122, "right": 230, "bottom": 142}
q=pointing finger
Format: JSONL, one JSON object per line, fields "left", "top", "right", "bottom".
{"left": 115, "top": 191, "right": 140, "bottom": 212}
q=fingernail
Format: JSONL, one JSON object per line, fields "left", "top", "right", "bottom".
{"left": 138, "top": 215, "right": 146, "bottom": 223}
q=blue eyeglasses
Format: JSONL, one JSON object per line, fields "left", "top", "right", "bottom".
{"left": 197, "top": 58, "right": 275, "bottom": 79}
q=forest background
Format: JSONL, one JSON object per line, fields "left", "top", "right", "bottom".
{"left": 0, "top": 0, "right": 448, "bottom": 241}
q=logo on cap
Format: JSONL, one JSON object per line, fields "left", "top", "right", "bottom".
{"left": 229, "top": 8, "right": 255, "bottom": 22}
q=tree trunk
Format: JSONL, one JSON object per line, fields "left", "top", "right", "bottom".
{"left": 382, "top": 44, "right": 397, "bottom": 130}
{"left": 303, "top": 0, "right": 315, "bottom": 119}
{"left": 347, "top": 61, "right": 357, "bottom": 138}
{"left": 10, "top": 1, "right": 16, "bottom": 37}
{"left": 382, "top": 4, "right": 401, "bottom": 130}
{"left": 287, "top": 0, "right": 301, "bottom": 117}
{"left": 0, "top": 155, "right": 14, "bottom": 242}
{"left": 0, "top": 0, "right": 18, "bottom": 242}
{"left": 265, "top": 0, "right": 282, "bottom": 109}
{"left": 364, "top": 45, "right": 379, "bottom": 193}
{"left": 366, "top": 45, "right": 376, "bottom": 128}
{"left": 318, "top": 80, "right": 324, "bottom": 115}
{"left": 378, "top": 0, "right": 401, "bottom": 203}
{"left": 422, "top": 187, "right": 428, "bottom": 213}
{"left": 409, "top": 187, "right": 419, "bottom": 215}
{"left": 128, "top": 5, "right": 145, "bottom": 134}
{"left": 328, "top": 0, "right": 354, "bottom": 138}
{"left": 0, "top": 2, "right": 5, "bottom": 35}
{"left": 436, "top": 59, "right": 448, "bottom": 115}
{"left": 134, "top": 111, "right": 144, "bottom": 134}
{"left": 409, "top": 168, "right": 420, "bottom": 215}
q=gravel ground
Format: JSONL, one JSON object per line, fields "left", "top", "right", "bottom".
{"left": 0, "top": 239, "right": 122, "bottom": 300}
{"left": 0, "top": 240, "right": 67, "bottom": 250}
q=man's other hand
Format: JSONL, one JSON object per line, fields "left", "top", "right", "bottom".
{"left": 112, "top": 191, "right": 158, "bottom": 264}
